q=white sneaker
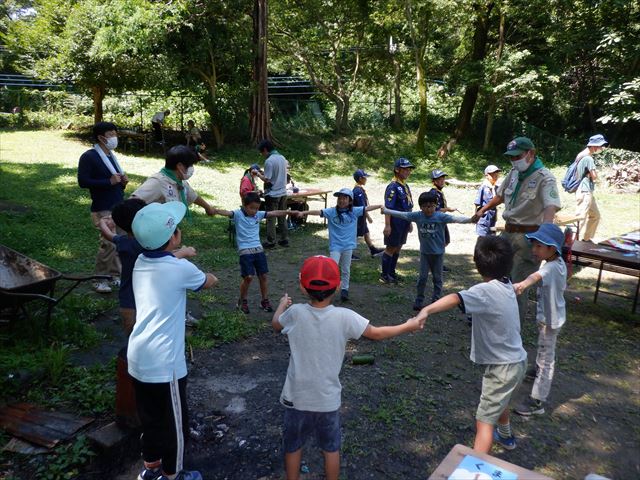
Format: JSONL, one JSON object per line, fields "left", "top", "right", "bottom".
{"left": 185, "top": 312, "right": 200, "bottom": 327}
{"left": 94, "top": 281, "right": 112, "bottom": 294}
{"left": 111, "top": 277, "right": 121, "bottom": 288}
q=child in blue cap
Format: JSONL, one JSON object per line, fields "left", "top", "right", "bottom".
{"left": 301, "top": 188, "right": 381, "bottom": 301}
{"left": 512, "top": 223, "right": 567, "bottom": 416}
{"left": 352, "top": 169, "right": 384, "bottom": 259}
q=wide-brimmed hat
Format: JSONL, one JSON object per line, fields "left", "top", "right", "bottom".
{"left": 132, "top": 202, "right": 186, "bottom": 250}
{"left": 300, "top": 256, "right": 340, "bottom": 291}
{"left": 525, "top": 223, "right": 564, "bottom": 256}
{"left": 504, "top": 137, "right": 535, "bottom": 156}
{"left": 587, "top": 134, "right": 608, "bottom": 147}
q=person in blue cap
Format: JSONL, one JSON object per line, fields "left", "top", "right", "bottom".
{"left": 380, "top": 158, "right": 415, "bottom": 284}
{"left": 352, "top": 169, "right": 384, "bottom": 259}
{"left": 512, "top": 223, "right": 567, "bottom": 417}
{"left": 573, "top": 134, "right": 607, "bottom": 242}
{"left": 301, "top": 188, "right": 381, "bottom": 301}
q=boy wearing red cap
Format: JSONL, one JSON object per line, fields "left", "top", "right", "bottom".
{"left": 272, "top": 256, "right": 424, "bottom": 480}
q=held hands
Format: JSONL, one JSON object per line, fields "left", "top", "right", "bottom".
{"left": 406, "top": 315, "right": 426, "bottom": 332}
{"left": 279, "top": 293, "right": 292, "bottom": 309}
{"left": 174, "top": 246, "right": 197, "bottom": 258}
{"left": 99, "top": 216, "right": 116, "bottom": 232}
{"left": 512, "top": 282, "right": 525, "bottom": 296}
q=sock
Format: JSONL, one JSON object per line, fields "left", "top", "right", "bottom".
{"left": 390, "top": 253, "right": 400, "bottom": 276}
{"left": 497, "top": 422, "right": 512, "bottom": 438}
{"left": 381, "top": 253, "right": 392, "bottom": 276}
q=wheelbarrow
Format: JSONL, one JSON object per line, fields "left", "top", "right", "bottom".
{"left": 0, "top": 244, "right": 111, "bottom": 333}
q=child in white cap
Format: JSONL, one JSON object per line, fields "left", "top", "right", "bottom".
{"left": 512, "top": 223, "right": 567, "bottom": 417}
{"left": 474, "top": 165, "right": 501, "bottom": 236}
{"left": 301, "top": 188, "right": 381, "bottom": 302}
{"left": 129, "top": 202, "right": 218, "bottom": 480}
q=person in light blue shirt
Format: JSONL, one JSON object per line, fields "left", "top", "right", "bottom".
{"left": 384, "top": 191, "right": 473, "bottom": 311}
{"left": 301, "top": 188, "right": 381, "bottom": 302}
{"left": 211, "top": 192, "right": 294, "bottom": 314}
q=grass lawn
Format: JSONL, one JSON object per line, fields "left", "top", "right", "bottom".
{"left": 0, "top": 129, "right": 639, "bottom": 478}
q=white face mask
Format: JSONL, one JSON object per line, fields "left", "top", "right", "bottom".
{"left": 103, "top": 136, "right": 118, "bottom": 150}
{"left": 512, "top": 155, "right": 530, "bottom": 173}
{"left": 183, "top": 165, "right": 194, "bottom": 180}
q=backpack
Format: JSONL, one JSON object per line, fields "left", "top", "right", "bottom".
{"left": 561, "top": 160, "right": 585, "bottom": 193}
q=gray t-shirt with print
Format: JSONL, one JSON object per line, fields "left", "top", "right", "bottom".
{"left": 536, "top": 258, "right": 567, "bottom": 329}
{"left": 459, "top": 280, "right": 527, "bottom": 365}
{"left": 278, "top": 303, "right": 369, "bottom": 412}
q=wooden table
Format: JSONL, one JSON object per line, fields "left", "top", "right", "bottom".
{"left": 494, "top": 213, "right": 581, "bottom": 235}
{"left": 119, "top": 130, "right": 148, "bottom": 153}
{"left": 565, "top": 238, "right": 640, "bottom": 313}
{"left": 287, "top": 188, "right": 332, "bottom": 224}
{"left": 428, "top": 444, "right": 553, "bottom": 479}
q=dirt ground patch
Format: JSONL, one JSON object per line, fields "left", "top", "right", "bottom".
{"left": 112, "top": 208, "right": 640, "bottom": 480}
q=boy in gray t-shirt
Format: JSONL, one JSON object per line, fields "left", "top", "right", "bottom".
{"left": 272, "top": 255, "right": 424, "bottom": 480}
{"left": 412, "top": 236, "right": 527, "bottom": 453}
{"left": 513, "top": 223, "right": 567, "bottom": 417}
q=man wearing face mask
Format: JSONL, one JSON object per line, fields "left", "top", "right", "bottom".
{"left": 473, "top": 137, "right": 561, "bottom": 323}
{"left": 132, "top": 145, "right": 216, "bottom": 217}
{"left": 78, "top": 122, "right": 129, "bottom": 293}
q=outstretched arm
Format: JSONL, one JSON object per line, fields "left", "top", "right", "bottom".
{"left": 513, "top": 272, "right": 542, "bottom": 295}
{"left": 266, "top": 209, "right": 296, "bottom": 218}
{"left": 365, "top": 204, "right": 382, "bottom": 212}
{"left": 272, "top": 293, "right": 292, "bottom": 332}
{"left": 98, "top": 217, "right": 117, "bottom": 242}
{"left": 362, "top": 316, "right": 424, "bottom": 340}
{"left": 381, "top": 207, "right": 411, "bottom": 221}
{"left": 412, "top": 293, "right": 461, "bottom": 324}
{"left": 473, "top": 195, "right": 503, "bottom": 221}
{"left": 209, "top": 207, "right": 233, "bottom": 218}
{"left": 194, "top": 196, "right": 216, "bottom": 216}
{"left": 299, "top": 209, "right": 322, "bottom": 217}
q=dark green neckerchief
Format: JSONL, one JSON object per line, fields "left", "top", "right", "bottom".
{"left": 160, "top": 167, "right": 191, "bottom": 219}
{"left": 509, "top": 157, "right": 544, "bottom": 208}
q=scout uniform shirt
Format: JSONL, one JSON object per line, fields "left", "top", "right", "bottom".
{"left": 132, "top": 172, "right": 198, "bottom": 206}
{"left": 498, "top": 167, "right": 561, "bottom": 226}
{"left": 385, "top": 177, "right": 414, "bottom": 234}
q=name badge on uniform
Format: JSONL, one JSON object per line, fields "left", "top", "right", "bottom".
{"left": 527, "top": 180, "right": 537, "bottom": 188}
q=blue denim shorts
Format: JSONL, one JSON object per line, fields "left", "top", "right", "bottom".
{"left": 282, "top": 408, "right": 341, "bottom": 453}
{"left": 239, "top": 251, "right": 269, "bottom": 277}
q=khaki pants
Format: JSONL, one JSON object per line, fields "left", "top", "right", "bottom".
{"left": 91, "top": 211, "right": 122, "bottom": 277}
{"left": 501, "top": 231, "right": 541, "bottom": 324}
{"left": 265, "top": 195, "right": 288, "bottom": 244}
{"left": 575, "top": 190, "right": 600, "bottom": 241}
{"left": 531, "top": 323, "right": 561, "bottom": 402}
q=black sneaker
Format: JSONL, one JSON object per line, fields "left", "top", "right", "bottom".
{"left": 525, "top": 367, "right": 538, "bottom": 381}
{"left": 340, "top": 289, "right": 349, "bottom": 301}
{"left": 351, "top": 253, "right": 361, "bottom": 261}
{"left": 237, "top": 299, "right": 249, "bottom": 314}
{"left": 260, "top": 298, "right": 274, "bottom": 312}
{"left": 369, "top": 247, "right": 385, "bottom": 258}
{"left": 278, "top": 240, "right": 290, "bottom": 247}
{"left": 379, "top": 274, "right": 393, "bottom": 285}
{"left": 442, "top": 265, "right": 450, "bottom": 272}
{"left": 262, "top": 242, "right": 276, "bottom": 249}
{"left": 138, "top": 468, "right": 163, "bottom": 480}
{"left": 390, "top": 273, "right": 403, "bottom": 283}
{"left": 515, "top": 397, "right": 545, "bottom": 416}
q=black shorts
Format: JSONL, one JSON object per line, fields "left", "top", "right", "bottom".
{"left": 384, "top": 222, "right": 410, "bottom": 247}
{"left": 356, "top": 217, "right": 368, "bottom": 237}
{"left": 282, "top": 408, "right": 341, "bottom": 453}
{"left": 239, "top": 252, "right": 268, "bottom": 277}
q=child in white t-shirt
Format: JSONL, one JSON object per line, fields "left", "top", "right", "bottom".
{"left": 513, "top": 223, "right": 567, "bottom": 416}
{"left": 129, "top": 202, "right": 218, "bottom": 480}
{"left": 272, "top": 255, "right": 424, "bottom": 480}
{"left": 411, "top": 235, "right": 527, "bottom": 453}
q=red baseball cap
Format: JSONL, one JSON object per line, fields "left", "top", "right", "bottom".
{"left": 300, "top": 256, "right": 340, "bottom": 291}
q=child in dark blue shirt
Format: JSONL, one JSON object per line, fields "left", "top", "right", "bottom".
{"left": 383, "top": 192, "right": 473, "bottom": 311}
{"left": 352, "top": 169, "right": 384, "bottom": 259}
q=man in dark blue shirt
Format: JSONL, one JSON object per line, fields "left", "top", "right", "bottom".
{"left": 78, "top": 122, "right": 128, "bottom": 293}
{"left": 381, "top": 158, "right": 414, "bottom": 284}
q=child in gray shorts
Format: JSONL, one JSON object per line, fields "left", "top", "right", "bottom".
{"left": 412, "top": 236, "right": 527, "bottom": 453}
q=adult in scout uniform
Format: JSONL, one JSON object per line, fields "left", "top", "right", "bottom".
{"left": 380, "top": 158, "right": 415, "bottom": 284}
{"left": 78, "top": 121, "right": 128, "bottom": 294}
{"left": 132, "top": 145, "right": 215, "bottom": 217}
{"left": 474, "top": 137, "right": 561, "bottom": 323}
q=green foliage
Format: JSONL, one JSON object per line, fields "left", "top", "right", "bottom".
{"left": 189, "top": 310, "right": 263, "bottom": 349}
{"left": 35, "top": 436, "right": 95, "bottom": 480}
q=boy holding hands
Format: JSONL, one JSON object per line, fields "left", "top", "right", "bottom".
{"left": 513, "top": 223, "right": 567, "bottom": 416}
{"left": 129, "top": 202, "right": 218, "bottom": 480}
{"left": 272, "top": 255, "right": 424, "bottom": 480}
{"left": 383, "top": 191, "right": 473, "bottom": 311}
{"left": 412, "top": 236, "right": 527, "bottom": 452}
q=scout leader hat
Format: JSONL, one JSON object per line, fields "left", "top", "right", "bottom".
{"left": 586, "top": 134, "right": 608, "bottom": 147}
{"left": 132, "top": 201, "right": 186, "bottom": 250}
{"left": 431, "top": 169, "right": 447, "bottom": 179}
{"left": 525, "top": 223, "right": 564, "bottom": 256}
{"left": 333, "top": 188, "right": 354, "bottom": 199}
{"left": 353, "top": 169, "right": 369, "bottom": 181}
{"left": 394, "top": 157, "right": 415, "bottom": 169}
{"left": 300, "top": 255, "right": 340, "bottom": 291}
{"left": 484, "top": 165, "right": 501, "bottom": 175}
{"left": 504, "top": 137, "right": 535, "bottom": 156}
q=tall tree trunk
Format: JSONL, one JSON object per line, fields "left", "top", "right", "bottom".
{"left": 92, "top": 85, "right": 105, "bottom": 124}
{"left": 415, "top": 51, "right": 428, "bottom": 155}
{"left": 483, "top": 11, "right": 505, "bottom": 151}
{"left": 250, "top": 0, "right": 273, "bottom": 144}
{"left": 438, "top": 1, "right": 494, "bottom": 159}
{"left": 392, "top": 56, "right": 403, "bottom": 130}
{"left": 338, "top": 96, "right": 350, "bottom": 132}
